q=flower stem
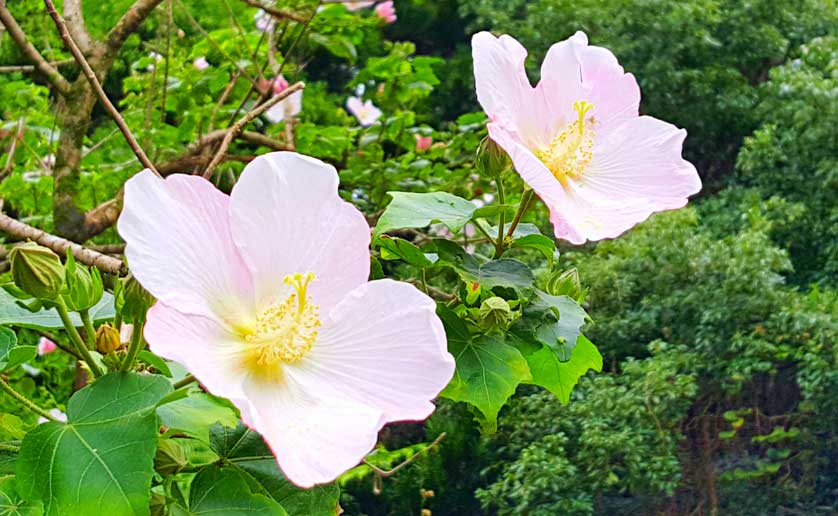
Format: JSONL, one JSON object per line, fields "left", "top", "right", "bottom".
{"left": 0, "top": 376, "right": 59, "bottom": 422}
{"left": 55, "top": 300, "right": 103, "bottom": 378}
{"left": 495, "top": 187, "right": 534, "bottom": 258}
{"left": 494, "top": 177, "right": 507, "bottom": 258}
{"left": 80, "top": 309, "right": 95, "bottom": 350}
{"left": 120, "top": 320, "right": 145, "bottom": 372}
{"left": 173, "top": 374, "right": 197, "bottom": 389}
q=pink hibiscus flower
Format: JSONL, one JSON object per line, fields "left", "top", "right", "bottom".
{"left": 264, "top": 75, "right": 303, "bottom": 124}
{"left": 37, "top": 337, "right": 57, "bottom": 356}
{"left": 374, "top": 1, "right": 397, "bottom": 24}
{"left": 118, "top": 152, "right": 454, "bottom": 487}
{"left": 472, "top": 31, "right": 701, "bottom": 244}
{"left": 415, "top": 134, "right": 433, "bottom": 152}
{"left": 346, "top": 96, "right": 382, "bottom": 126}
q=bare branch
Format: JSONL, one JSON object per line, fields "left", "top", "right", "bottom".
{"left": 63, "top": 0, "right": 92, "bottom": 53}
{"left": 202, "top": 82, "right": 305, "bottom": 179}
{"left": 0, "top": 212, "right": 127, "bottom": 275}
{"left": 240, "top": 0, "right": 308, "bottom": 23}
{"left": 105, "top": 0, "right": 166, "bottom": 53}
{"left": 363, "top": 433, "right": 447, "bottom": 478}
{"left": 43, "top": 0, "right": 160, "bottom": 176}
{"left": 0, "top": 58, "right": 74, "bottom": 73}
{"left": 0, "top": 2, "right": 71, "bottom": 94}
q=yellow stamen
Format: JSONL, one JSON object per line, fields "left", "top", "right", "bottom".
{"left": 535, "top": 100, "right": 596, "bottom": 188}
{"left": 240, "top": 272, "right": 321, "bottom": 381}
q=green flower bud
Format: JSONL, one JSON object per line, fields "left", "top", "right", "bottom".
{"left": 475, "top": 136, "right": 511, "bottom": 178}
{"left": 9, "top": 243, "right": 65, "bottom": 300}
{"left": 154, "top": 438, "right": 188, "bottom": 475}
{"left": 479, "top": 296, "right": 513, "bottom": 331}
{"left": 121, "top": 275, "right": 155, "bottom": 323}
{"left": 545, "top": 268, "right": 587, "bottom": 303}
{"left": 95, "top": 324, "right": 122, "bottom": 354}
{"left": 63, "top": 252, "right": 103, "bottom": 311}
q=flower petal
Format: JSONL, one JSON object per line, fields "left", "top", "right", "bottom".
{"left": 289, "top": 279, "right": 454, "bottom": 422}
{"left": 241, "top": 379, "right": 384, "bottom": 488}
{"left": 144, "top": 303, "right": 247, "bottom": 401}
{"left": 118, "top": 170, "right": 254, "bottom": 320}
{"left": 264, "top": 90, "right": 303, "bottom": 123}
{"left": 472, "top": 32, "right": 550, "bottom": 147}
{"left": 229, "top": 152, "right": 370, "bottom": 310}
{"left": 584, "top": 116, "right": 701, "bottom": 203}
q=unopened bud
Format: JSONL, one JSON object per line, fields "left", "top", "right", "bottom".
{"left": 63, "top": 252, "right": 103, "bottom": 311}
{"left": 9, "top": 243, "right": 64, "bottom": 300}
{"left": 475, "top": 136, "right": 510, "bottom": 178}
{"left": 121, "top": 275, "right": 155, "bottom": 323}
{"left": 545, "top": 268, "right": 586, "bottom": 303}
{"left": 95, "top": 324, "right": 121, "bottom": 354}
{"left": 479, "top": 296, "right": 512, "bottom": 331}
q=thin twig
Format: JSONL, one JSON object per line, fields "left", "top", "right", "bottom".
{"left": 240, "top": 0, "right": 308, "bottom": 23}
{"left": 0, "top": 58, "right": 74, "bottom": 73}
{"left": 202, "top": 81, "right": 304, "bottom": 179}
{"left": 106, "top": 0, "right": 167, "bottom": 53}
{"left": 43, "top": 0, "right": 159, "bottom": 176}
{"left": 363, "top": 432, "right": 447, "bottom": 478}
{"left": 0, "top": 211, "right": 127, "bottom": 275}
{"left": 173, "top": 374, "right": 196, "bottom": 389}
{"left": 0, "top": 2, "right": 71, "bottom": 94}
{"left": 0, "top": 118, "right": 25, "bottom": 182}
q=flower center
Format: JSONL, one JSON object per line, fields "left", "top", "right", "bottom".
{"left": 535, "top": 100, "right": 596, "bottom": 188}
{"left": 240, "top": 272, "right": 321, "bottom": 380}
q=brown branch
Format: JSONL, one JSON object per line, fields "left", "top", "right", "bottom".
{"left": 0, "top": 58, "right": 74, "bottom": 73}
{"left": 0, "top": 1, "right": 71, "bottom": 94}
{"left": 0, "top": 118, "right": 25, "bottom": 182}
{"left": 105, "top": 0, "right": 166, "bottom": 53}
{"left": 43, "top": 0, "right": 159, "bottom": 176}
{"left": 363, "top": 433, "right": 447, "bottom": 478}
{"left": 63, "top": 0, "right": 91, "bottom": 53}
{"left": 240, "top": 0, "right": 308, "bottom": 23}
{"left": 202, "top": 82, "right": 304, "bottom": 179}
{"left": 0, "top": 212, "right": 127, "bottom": 275}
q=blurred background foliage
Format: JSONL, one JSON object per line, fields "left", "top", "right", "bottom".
{"left": 1, "top": 0, "right": 837, "bottom": 514}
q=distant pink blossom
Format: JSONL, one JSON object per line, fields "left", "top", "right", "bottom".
{"left": 118, "top": 152, "right": 454, "bottom": 487}
{"left": 254, "top": 9, "right": 274, "bottom": 32}
{"left": 193, "top": 57, "right": 209, "bottom": 71}
{"left": 472, "top": 32, "right": 701, "bottom": 244}
{"left": 374, "top": 1, "right": 397, "bottom": 23}
{"left": 346, "top": 96, "right": 382, "bottom": 126}
{"left": 415, "top": 134, "right": 433, "bottom": 152}
{"left": 37, "top": 337, "right": 57, "bottom": 356}
{"left": 264, "top": 75, "right": 303, "bottom": 124}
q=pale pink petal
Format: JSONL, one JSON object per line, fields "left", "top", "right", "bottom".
{"left": 145, "top": 303, "right": 248, "bottom": 401}
{"left": 344, "top": 1, "right": 375, "bottom": 11}
{"left": 361, "top": 100, "right": 382, "bottom": 126}
{"left": 229, "top": 152, "right": 370, "bottom": 310}
{"left": 346, "top": 96, "right": 364, "bottom": 118}
{"left": 289, "top": 279, "right": 454, "bottom": 422}
{"left": 582, "top": 116, "right": 701, "bottom": 203}
{"left": 264, "top": 90, "right": 303, "bottom": 123}
{"left": 241, "top": 379, "right": 384, "bottom": 487}
{"left": 37, "top": 337, "right": 57, "bottom": 356}
{"left": 472, "top": 32, "right": 550, "bottom": 147}
{"left": 119, "top": 170, "right": 254, "bottom": 320}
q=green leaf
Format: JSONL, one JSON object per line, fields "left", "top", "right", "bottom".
{"left": 375, "top": 192, "right": 476, "bottom": 236}
{"left": 0, "top": 477, "right": 42, "bottom": 516}
{"left": 0, "top": 327, "right": 35, "bottom": 372}
{"left": 136, "top": 351, "right": 172, "bottom": 377}
{"left": 512, "top": 234, "right": 556, "bottom": 265}
{"left": 522, "top": 335, "right": 602, "bottom": 404}
{"left": 210, "top": 423, "right": 340, "bottom": 516}
{"left": 520, "top": 292, "right": 589, "bottom": 361}
{"left": 170, "top": 466, "right": 286, "bottom": 516}
{"left": 310, "top": 33, "right": 357, "bottom": 63}
{"left": 16, "top": 373, "right": 173, "bottom": 516}
{"left": 375, "top": 236, "right": 436, "bottom": 268}
{"left": 0, "top": 414, "right": 26, "bottom": 440}
{"left": 432, "top": 241, "right": 535, "bottom": 292}
{"left": 439, "top": 311, "right": 531, "bottom": 432}
{"left": 157, "top": 392, "right": 237, "bottom": 443}
{"left": 0, "top": 290, "right": 115, "bottom": 330}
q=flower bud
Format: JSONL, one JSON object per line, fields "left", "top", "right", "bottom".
{"left": 479, "top": 296, "right": 513, "bottom": 331}
{"left": 545, "top": 268, "right": 587, "bottom": 303}
{"left": 475, "top": 136, "right": 510, "bottom": 178}
{"left": 121, "top": 275, "right": 155, "bottom": 323}
{"left": 9, "top": 243, "right": 64, "bottom": 300}
{"left": 63, "top": 252, "right": 103, "bottom": 311}
{"left": 95, "top": 324, "right": 122, "bottom": 354}
{"left": 154, "top": 438, "right": 188, "bottom": 475}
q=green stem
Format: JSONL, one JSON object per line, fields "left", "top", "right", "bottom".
{"left": 0, "top": 443, "right": 20, "bottom": 453}
{"left": 494, "top": 177, "right": 506, "bottom": 258}
{"left": 505, "top": 188, "right": 535, "bottom": 241}
{"left": 80, "top": 309, "right": 95, "bottom": 350}
{"left": 55, "top": 300, "right": 103, "bottom": 378}
{"left": 0, "top": 376, "right": 58, "bottom": 422}
{"left": 121, "top": 320, "right": 145, "bottom": 372}
{"left": 173, "top": 374, "right": 197, "bottom": 390}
